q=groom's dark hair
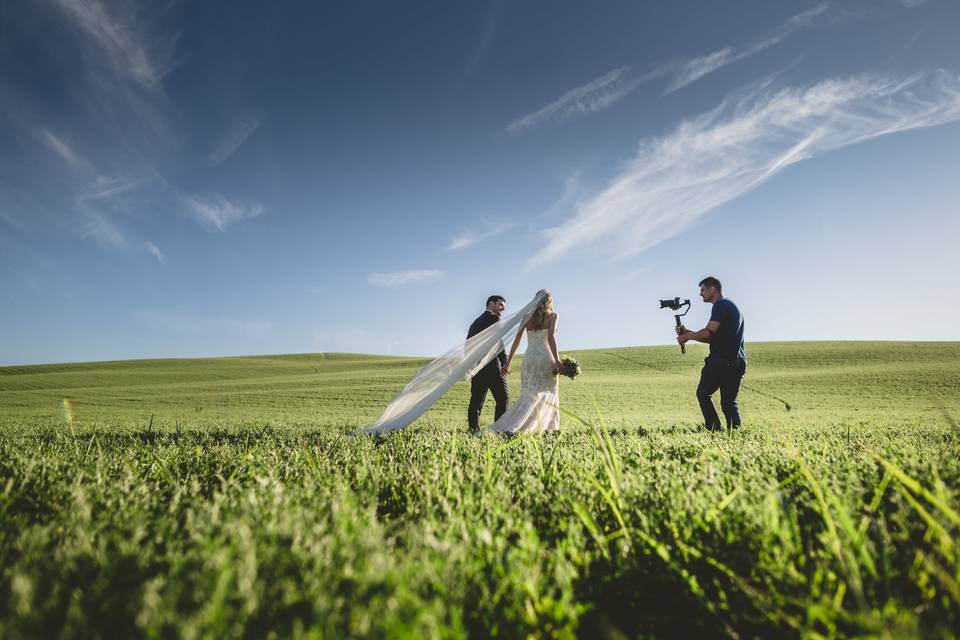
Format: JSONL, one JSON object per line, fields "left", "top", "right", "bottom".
{"left": 486, "top": 295, "right": 505, "bottom": 307}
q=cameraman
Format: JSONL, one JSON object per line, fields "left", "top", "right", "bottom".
{"left": 677, "top": 276, "right": 746, "bottom": 431}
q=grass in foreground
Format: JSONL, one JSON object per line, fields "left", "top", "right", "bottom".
{"left": 1, "top": 342, "right": 958, "bottom": 638}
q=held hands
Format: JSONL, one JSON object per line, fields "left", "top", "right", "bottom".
{"left": 675, "top": 324, "right": 688, "bottom": 335}
{"left": 677, "top": 332, "right": 691, "bottom": 345}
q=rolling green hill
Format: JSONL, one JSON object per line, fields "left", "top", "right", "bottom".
{"left": 2, "top": 341, "right": 957, "bottom": 429}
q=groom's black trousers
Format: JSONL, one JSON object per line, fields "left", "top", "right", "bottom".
{"left": 696, "top": 357, "right": 746, "bottom": 430}
{"left": 468, "top": 369, "right": 509, "bottom": 431}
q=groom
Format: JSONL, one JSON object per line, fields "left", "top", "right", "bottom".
{"left": 467, "top": 295, "right": 509, "bottom": 433}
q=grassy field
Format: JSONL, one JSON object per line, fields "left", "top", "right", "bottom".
{"left": 1, "top": 341, "right": 958, "bottom": 638}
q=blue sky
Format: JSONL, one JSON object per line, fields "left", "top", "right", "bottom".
{"left": 2, "top": 0, "right": 959, "bottom": 365}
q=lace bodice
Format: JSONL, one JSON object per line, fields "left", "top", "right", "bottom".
{"left": 521, "top": 329, "right": 557, "bottom": 394}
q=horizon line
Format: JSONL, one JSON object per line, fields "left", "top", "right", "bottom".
{"left": 3, "top": 338, "right": 958, "bottom": 369}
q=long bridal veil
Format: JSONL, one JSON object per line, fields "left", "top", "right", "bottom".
{"left": 360, "top": 290, "right": 547, "bottom": 435}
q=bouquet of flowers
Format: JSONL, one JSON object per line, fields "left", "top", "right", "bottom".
{"left": 559, "top": 355, "right": 582, "bottom": 379}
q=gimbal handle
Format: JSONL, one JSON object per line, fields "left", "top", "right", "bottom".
{"left": 675, "top": 315, "right": 685, "bottom": 354}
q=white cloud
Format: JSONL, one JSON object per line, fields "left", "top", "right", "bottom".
{"left": 445, "top": 220, "right": 515, "bottom": 251}
{"left": 542, "top": 173, "right": 582, "bottom": 219}
{"left": 208, "top": 112, "right": 263, "bottom": 166}
{"left": 52, "top": 0, "right": 176, "bottom": 89}
{"left": 71, "top": 173, "right": 161, "bottom": 253}
{"left": 665, "top": 3, "right": 831, "bottom": 94}
{"left": 463, "top": 0, "right": 507, "bottom": 78}
{"left": 39, "top": 129, "right": 87, "bottom": 170}
{"left": 183, "top": 194, "right": 265, "bottom": 232}
{"left": 506, "top": 67, "right": 654, "bottom": 134}
{"left": 367, "top": 270, "right": 443, "bottom": 287}
{"left": 0, "top": 2, "right": 185, "bottom": 260}
{"left": 3, "top": 4, "right": 266, "bottom": 267}
{"left": 145, "top": 241, "right": 166, "bottom": 265}
{"left": 506, "top": 5, "right": 832, "bottom": 134}
{"left": 77, "top": 172, "right": 160, "bottom": 203}
{"left": 79, "top": 209, "right": 128, "bottom": 248}
{"left": 45, "top": 0, "right": 176, "bottom": 150}
{"left": 899, "top": 0, "right": 928, "bottom": 7}
{"left": 530, "top": 69, "right": 960, "bottom": 265}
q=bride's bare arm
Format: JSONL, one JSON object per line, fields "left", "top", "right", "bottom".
{"left": 547, "top": 314, "right": 560, "bottom": 372}
{"left": 501, "top": 326, "right": 526, "bottom": 375}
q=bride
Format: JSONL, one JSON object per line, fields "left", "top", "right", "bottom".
{"left": 490, "top": 291, "right": 560, "bottom": 433}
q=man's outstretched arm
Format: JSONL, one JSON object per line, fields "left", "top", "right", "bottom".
{"left": 678, "top": 320, "right": 720, "bottom": 345}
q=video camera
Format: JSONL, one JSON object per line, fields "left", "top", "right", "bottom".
{"left": 659, "top": 297, "right": 690, "bottom": 312}
{"left": 658, "top": 297, "right": 691, "bottom": 354}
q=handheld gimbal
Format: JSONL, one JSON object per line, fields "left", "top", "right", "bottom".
{"left": 659, "top": 297, "right": 691, "bottom": 354}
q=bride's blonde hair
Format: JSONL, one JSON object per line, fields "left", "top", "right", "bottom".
{"left": 527, "top": 291, "right": 554, "bottom": 331}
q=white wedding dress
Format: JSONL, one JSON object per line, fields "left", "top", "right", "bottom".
{"left": 489, "top": 329, "right": 560, "bottom": 434}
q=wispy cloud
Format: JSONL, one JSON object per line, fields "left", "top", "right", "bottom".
{"left": 506, "top": 66, "right": 655, "bottom": 134}
{"left": 77, "top": 172, "right": 160, "bottom": 204}
{"left": 0, "top": 2, "right": 187, "bottom": 260}
{"left": 899, "top": 0, "right": 928, "bottom": 7}
{"left": 665, "top": 3, "right": 831, "bottom": 94}
{"left": 52, "top": 0, "right": 176, "bottom": 89}
{"left": 530, "top": 69, "right": 960, "bottom": 265}
{"left": 47, "top": 0, "right": 178, "bottom": 152}
{"left": 183, "top": 194, "right": 265, "bottom": 232}
{"left": 39, "top": 129, "right": 88, "bottom": 170}
{"left": 367, "top": 270, "right": 443, "bottom": 287}
{"left": 72, "top": 173, "right": 162, "bottom": 248}
{"left": 145, "top": 241, "right": 166, "bottom": 265}
{"left": 79, "top": 209, "right": 128, "bottom": 248}
{"left": 445, "top": 219, "right": 515, "bottom": 251}
{"left": 542, "top": 173, "right": 582, "bottom": 219}
{"left": 463, "top": 0, "right": 507, "bottom": 78}
{"left": 506, "top": 4, "right": 832, "bottom": 134}
{"left": 208, "top": 112, "right": 263, "bottom": 166}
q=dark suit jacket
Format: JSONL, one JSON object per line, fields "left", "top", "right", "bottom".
{"left": 467, "top": 310, "right": 507, "bottom": 378}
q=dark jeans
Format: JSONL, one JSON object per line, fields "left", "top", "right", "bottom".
{"left": 696, "top": 357, "right": 746, "bottom": 430}
{"left": 468, "top": 369, "right": 508, "bottom": 431}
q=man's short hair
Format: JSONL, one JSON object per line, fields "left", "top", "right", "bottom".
{"left": 486, "top": 295, "right": 505, "bottom": 307}
{"left": 698, "top": 276, "right": 722, "bottom": 293}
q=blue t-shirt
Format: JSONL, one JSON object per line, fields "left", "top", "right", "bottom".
{"left": 708, "top": 298, "right": 745, "bottom": 359}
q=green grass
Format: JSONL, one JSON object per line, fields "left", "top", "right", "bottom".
{"left": 1, "top": 341, "right": 958, "bottom": 638}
